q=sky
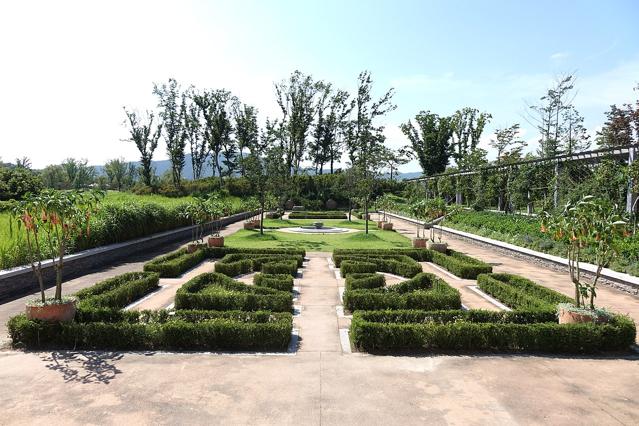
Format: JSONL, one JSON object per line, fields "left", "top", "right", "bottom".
{"left": 1, "top": 0, "right": 638, "bottom": 172}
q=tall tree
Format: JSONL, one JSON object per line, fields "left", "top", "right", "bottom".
{"left": 61, "top": 158, "right": 95, "bottom": 189}
{"left": 310, "top": 86, "right": 351, "bottom": 174}
{"left": 450, "top": 107, "right": 491, "bottom": 166}
{"left": 597, "top": 86, "right": 638, "bottom": 148}
{"left": 104, "top": 157, "right": 129, "bottom": 191}
{"left": 182, "top": 88, "right": 208, "bottom": 180}
{"left": 400, "top": 111, "right": 454, "bottom": 176}
{"left": 345, "top": 71, "right": 396, "bottom": 234}
{"left": 274, "top": 70, "right": 321, "bottom": 175}
{"left": 489, "top": 124, "right": 527, "bottom": 163}
{"left": 153, "top": 78, "right": 186, "bottom": 187}
{"left": 123, "top": 108, "right": 162, "bottom": 187}
{"left": 379, "top": 147, "right": 409, "bottom": 180}
{"left": 233, "top": 103, "right": 259, "bottom": 176}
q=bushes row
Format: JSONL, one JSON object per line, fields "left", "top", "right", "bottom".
{"left": 253, "top": 273, "right": 295, "bottom": 292}
{"left": 430, "top": 249, "right": 493, "bottom": 279}
{"left": 477, "top": 273, "right": 573, "bottom": 310}
{"left": 288, "top": 211, "right": 347, "bottom": 219}
{"left": 345, "top": 273, "right": 386, "bottom": 290}
{"left": 343, "top": 273, "right": 461, "bottom": 312}
{"left": 7, "top": 310, "right": 292, "bottom": 351}
{"left": 350, "top": 309, "right": 636, "bottom": 353}
{"left": 214, "top": 253, "right": 302, "bottom": 277}
{"left": 175, "top": 273, "right": 292, "bottom": 312}
{"left": 334, "top": 248, "right": 433, "bottom": 262}
{"left": 336, "top": 255, "right": 422, "bottom": 278}
{"left": 143, "top": 247, "right": 306, "bottom": 278}
{"left": 75, "top": 272, "right": 160, "bottom": 309}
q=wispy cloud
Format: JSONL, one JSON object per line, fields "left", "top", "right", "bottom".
{"left": 550, "top": 52, "right": 569, "bottom": 60}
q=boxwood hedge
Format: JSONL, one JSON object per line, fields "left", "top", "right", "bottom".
{"left": 345, "top": 273, "right": 386, "bottom": 290}
{"left": 477, "top": 273, "right": 573, "bottom": 310}
{"left": 288, "top": 211, "right": 347, "bottom": 219}
{"left": 174, "top": 272, "right": 292, "bottom": 312}
{"left": 214, "top": 253, "right": 303, "bottom": 277}
{"left": 350, "top": 309, "right": 636, "bottom": 353}
{"left": 334, "top": 248, "right": 433, "bottom": 262}
{"left": 343, "top": 272, "right": 461, "bottom": 312}
{"left": 334, "top": 254, "right": 422, "bottom": 278}
{"left": 430, "top": 249, "right": 492, "bottom": 279}
{"left": 75, "top": 271, "right": 160, "bottom": 309}
{"left": 254, "top": 273, "right": 295, "bottom": 292}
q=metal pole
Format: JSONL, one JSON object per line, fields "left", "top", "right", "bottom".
{"left": 455, "top": 176, "right": 462, "bottom": 205}
{"left": 627, "top": 147, "right": 637, "bottom": 214}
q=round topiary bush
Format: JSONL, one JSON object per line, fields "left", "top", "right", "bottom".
{"left": 325, "top": 199, "right": 338, "bottom": 209}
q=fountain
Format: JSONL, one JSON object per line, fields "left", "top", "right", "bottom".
{"left": 278, "top": 221, "right": 358, "bottom": 234}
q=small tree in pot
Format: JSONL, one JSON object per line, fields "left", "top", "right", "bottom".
{"left": 10, "top": 189, "right": 103, "bottom": 321}
{"left": 541, "top": 196, "right": 627, "bottom": 323}
{"left": 206, "top": 195, "right": 227, "bottom": 247}
{"left": 183, "top": 196, "right": 211, "bottom": 252}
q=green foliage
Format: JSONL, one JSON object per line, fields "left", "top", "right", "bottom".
{"left": 477, "top": 273, "right": 573, "bottom": 310}
{"left": 334, "top": 253, "right": 423, "bottom": 277}
{"left": 430, "top": 249, "right": 493, "bottom": 279}
{"left": 75, "top": 271, "right": 160, "bottom": 309}
{"left": 253, "top": 273, "right": 294, "bottom": 292}
{"left": 0, "top": 166, "right": 43, "bottom": 201}
{"left": 350, "top": 309, "right": 636, "bottom": 353}
{"left": 143, "top": 248, "right": 207, "bottom": 278}
{"left": 343, "top": 272, "right": 461, "bottom": 311}
{"left": 288, "top": 211, "right": 347, "bottom": 219}
{"left": 174, "top": 272, "right": 292, "bottom": 312}
{"left": 214, "top": 252, "right": 303, "bottom": 277}
{"left": 344, "top": 273, "right": 385, "bottom": 290}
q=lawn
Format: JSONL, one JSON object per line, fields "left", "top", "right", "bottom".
{"left": 262, "top": 218, "right": 376, "bottom": 230}
{"left": 224, "top": 228, "right": 411, "bottom": 251}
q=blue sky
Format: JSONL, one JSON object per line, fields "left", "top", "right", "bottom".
{"left": 1, "top": 0, "right": 638, "bottom": 171}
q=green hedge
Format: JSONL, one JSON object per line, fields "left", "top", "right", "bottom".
{"left": 143, "top": 248, "right": 207, "bottom": 278}
{"left": 175, "top": 273, "right": 292, "bottom": 312}
{"left": 477, "top": 273, "right": 573, "bottom": 310}
{"left": 350, "top": 309, "right": 636, "bottom": 353}
{"left": 8, "top": 310, "right": 292, "bottom": 351}
{"left": 430, "top": 249, "right": 492, "bottom": 279}
{"left": 214, "top": 253, "right": 303, "bottom": 277}
{"left": 345, "top": 273, "right": 385, "bottom": 290}
{"left": 254, "top": 273, "right": 295, "bottom": 292}
{"left": 75, "top": 272, "right": 160, "bottom": 309}
{"left": 343, "top": 273, "right": 461, "bottom": 312}
{"left": 334, "top": 248, "right": 433, "bottom": 262}
{"left": 288, "top": 211, "right": 347, "bottom": 219}
{"left": 336, "top": 254, "right": 422, "bottom": 278}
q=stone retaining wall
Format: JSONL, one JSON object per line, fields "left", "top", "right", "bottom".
{"left": 0, "top": 210, "right": 257, "bottom": 303}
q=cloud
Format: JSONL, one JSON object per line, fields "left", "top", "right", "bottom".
{"left": 550, "top": 52, "right": 569, "bottom": 60}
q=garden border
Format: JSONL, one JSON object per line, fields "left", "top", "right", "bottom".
{"left": 0, "top": 210, "right": 258, "bottom": 302}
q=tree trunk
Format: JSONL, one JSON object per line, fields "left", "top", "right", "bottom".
{"left": 260, "top": 202, "right": 264, "bottom": 235}
{"left": 364, "top": 198, "right": 369, "bottom": 234}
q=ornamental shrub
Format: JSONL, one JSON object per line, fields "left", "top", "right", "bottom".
{"left": 430, "top": 249, "right": 492, "bottom": 279}
{"left": 75, "top": 272, "right": 159, "bottom": 309}
{"left": 254, "top": 273, "right": 295, "bottom": 292}
{"left": 477, "top": 273, "right": 573, "bottom": 310}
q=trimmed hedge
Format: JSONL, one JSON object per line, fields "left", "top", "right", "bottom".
{"left": 334, "top": 248, "right": 433, "bottom": 262}
{"left": 143, "top": 248, "right": 207, "bottom": 278}
{"left": 214, "top": 253, "right": 303, "bottom": 277}
{"left": 7, "top": 310, "right": 292, "bottom": 351}
{"left": 175, "top": 273, "right": 292, "bottom": 312}
{"left": 345, "top": 273, "right": 385, "bottom": 290}
{"left": 430, "top": 249, "right": 492, "bottom": 279}
{"left": 477, "top": 273, "right": 573, "bottom": 310}
{"left": 144, "top": 247, "right": 306, "bottom": 278}
{"left": 350, "top": 309, "right": 636, "bottom": 353}
{"left": 288, "top": 211, "right": 347, "bottom": 219}
{"left": 75, "top": 272, "right": 160, "bottom": 309}
{"left": 336, "top": 254, "right": 422, "bottom": 278}
{"left": 343, "top": 273, "right": 461, "bottom": 312}
{"left": 254, "top": 273, "right": 295, "bottom": 292}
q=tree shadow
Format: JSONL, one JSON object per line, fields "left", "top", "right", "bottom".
{"left": 40, "top": 351, "right": 124, "bottom": 384}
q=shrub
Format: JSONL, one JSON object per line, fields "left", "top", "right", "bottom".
{"left": 335, "top": 254, "right": 422, "bottom": 278}
{"left": 333, "top": 248, "right": 433, "bottom": 262}
{"left": 75, "top": 272, "right": 160, "bottom": 309}
{"left": 7, "top": 310, "right": 292, "bottom": 351}
{"left": 343, "top": 272, "right": 461, "bottom": 312}
{"left": 174, "top": 273, "right": 292, "bottom": 312}
{"left": 477, "top": 273, "right": 573, "bottom": 310}
{"left": 214, "top": 253, "right": 303, "bottom": 277}
{"left": 288, "top": 211, "right": 347, "bottom": 219}
{"left": 430, "top": 249, "right": 492, "bottom": 279}
{"left": 254, "top": 273, "right": 295, "bottom": 292}
{"left": 143, "top": 248, "right": 207, "bottom": 278}
{"left": 350, "top": 309, "right": 636, "bottom": 353}
{"left": 345, "top": 273, "right": 385, "bottom": 290}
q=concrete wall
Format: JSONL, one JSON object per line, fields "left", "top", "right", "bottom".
{"left": 0, "top": 211, "right": 256, "bottom": 303}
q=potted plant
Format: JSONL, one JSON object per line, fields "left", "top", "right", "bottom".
{"left": 10, "top": 189, "right": 103, "bottom": 322}
{"left": 183, "top": 197, "right": 210, "bottom": 252}
{"left": 541, "top": 195, "right": 627, "bottom": 324}
{"left": 242, "top": 197, "right": 261, "bottom": 229}
{"left": 424, "top": 198, "right": 449, "bottom": 253}
{"left": 207, "top": 195, "right": 227, "bottom": 247}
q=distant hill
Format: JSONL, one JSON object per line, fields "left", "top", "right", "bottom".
{"left": 94, "top": 155, "right": 422, "bottom": 181}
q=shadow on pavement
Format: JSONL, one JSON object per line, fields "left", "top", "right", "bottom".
{"left": 40, "top": 351, "right": 124, "bottom": 384}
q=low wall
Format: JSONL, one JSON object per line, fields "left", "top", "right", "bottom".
{"left": 0, "top": 210, "right": 257, "bottom": 302}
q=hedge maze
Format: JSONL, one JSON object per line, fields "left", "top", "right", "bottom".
{"left": 337, "top": 249, "right": 636, "bottom": 354}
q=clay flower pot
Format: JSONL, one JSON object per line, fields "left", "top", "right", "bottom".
{"left": 26, "top": 299, "right": 76, "bottom": 322}
{"left": 412, "top": 238, "right": 427, "bottom": 248}
{"left": 377, "top": 221, "right": 384, "bottom": 228}
{"left": 426, "top": 241, "right": 448, "bottom": 253}
{"left": 243, "top": 221, "right": 255, "bottom": 230}
{"left": 208, "top": 236, "right": 224, "bottom": 247}
{"left": 558, "top": 307, "right": 595, "bottom": 324}
{"left": 382, "top": 222, "right": 394, "bottom": 231}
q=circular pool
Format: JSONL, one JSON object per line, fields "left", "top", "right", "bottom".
{"left": 277, "top": 226, "right": 359, "bottom": 234}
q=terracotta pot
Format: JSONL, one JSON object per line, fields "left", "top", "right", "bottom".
{"left": 377, "top": 221, "right": 384, "bottom": 228}
{"left": 382, "top": 222, "right": 394, "bottom": 231}
{"left": 250, "top": 219, "right": 261, "bottom": 226}
{"left": 243, "top": 222, "right": 255, "bottom": 230}
{"left": 412, "top": 238, "right": 427, "bottom": 248}
{"left": 26, "top": 299, "right": 76, "bottom": 322}
{"left": 426, "top": 241, "right": 448, "bottom": 253}
{"left": 558, "top": 307, "right": 595, "bottom": 324}
{"left": 208, "top": 236, "right": 224, "bottom": 247}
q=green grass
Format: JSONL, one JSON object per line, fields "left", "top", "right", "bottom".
{"left": 224, "top": 229, "right": 411, "bottom": 252}
{"left": 262, "top": 218, "right": 377, "bottom": 230}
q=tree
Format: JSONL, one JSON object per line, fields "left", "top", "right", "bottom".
{"left": 243, "top": 147, "right": 285, "bottom": 235}
{"left": 596, "top": 85, "right": 638, "bottom": 148}
{"left": 400, "top": 111, "right": 454, "bottom": 176}
{"left": 182, "top": 88, "right": 208, "bottom": 180}
{"left": 41, "top": 165, "right": 68, "bottom": 189}
{"left": 489, "top": 124, "right": 526, "bottom": 163}
{"left": 15, "top": 157, "right": 32, "bottom": 169}
{"left": 123, "top": 108, "right": 162, "bottom": 187}
{"left": 233, "top": 103, "right": 259, "bottom": 176}
{"left": 379, "top": 147, "right": 409, "bottom": 180}
{"left": 61, "top": 158, "right": 95, "bottom": 189}
{"left": 154, "top": 78, "right": 186, "bottom": 187}
{"left": 275, "top": 70, "right": 322, "bottom": 175}
{"left": 104, "top": 157, "right": 129, "bottom": 191}
{"left": 309, "top": 85, "right": 351, "bottom": 174}
{"left": 0, "top": 166, "right": 42, "bottom": 200}
{"left": 450, "top": 107, "right": 491, "bottom": 166}
{"left": 345, "top": 71, "right": 396, "bottom": 234}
